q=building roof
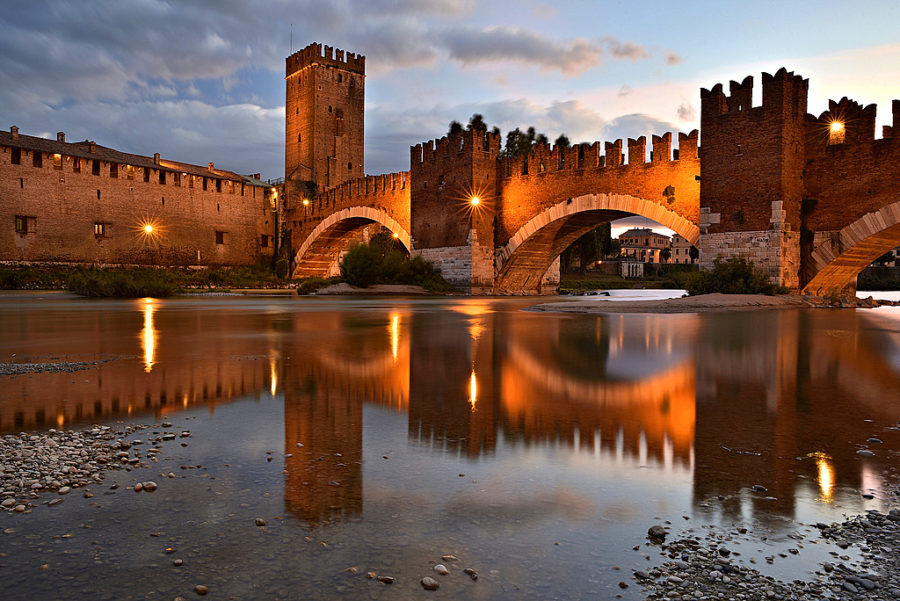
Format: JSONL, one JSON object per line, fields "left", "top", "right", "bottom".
{"left": 0, "top": 127, "right": 264, "bottom": 185}
{"left": 618, "top": 227, "right": 670, "bottom": 239}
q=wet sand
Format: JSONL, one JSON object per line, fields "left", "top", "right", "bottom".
{"left": 528, "top": 293, "right": 810, "bottom": 314}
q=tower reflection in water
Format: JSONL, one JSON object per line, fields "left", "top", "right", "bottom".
{"left": 279, "top": 305, "right": 900, "bottom": 527}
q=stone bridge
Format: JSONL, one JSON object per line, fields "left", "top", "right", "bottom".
{"left": 287, "top": 66, "right": 900, "bottom": 296}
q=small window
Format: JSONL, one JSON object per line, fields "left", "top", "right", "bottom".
{"left": 337, "top": 73, "right": 342, "bottom": 83}
{"left": 260, "top": 235, "right": 270, "bottom": 248}
{"left": 97, "top": 190, "right": 101, "bottom": 200}
{"left": 215, "top": 179, "right": 221, "bottom": 193}
{"left": 73, "top": 157, "right": 81, "bottom": 173}
{"left": 215, "top": 231, "right": 225, "bottom": 245}
{"left": 92, "top": 160, "right": 100, "bottom": 176}
{"left": 202, "top": 177, "right": 208, "bottom": 191}
{"left": 328, "top": 105, "right": 332, "bottom": 113}
{"left": 143, "top": 168, "right": 150, "bottom": 182}
{"left": 33, "top": 152, "right": 43, "bottom": 168}
{"left": 19, "top": 178, "right": 24, "bottom": 189}
{"left": 174, "top": 172, "right": 181, "bottom": 187}
{"left": 126, "top": 165, "right": 134, "bottom": 180}
{"left": 53, "top": 154, "right": 62, "bottom": 170}
{"left": 11, "top": 148, "right": 21, "bottom": 165}
{"left": 158, "top": 170, "right": 166, "bottom": 185}
{"left": 216, "top": 203, "right": 220, "bottom": 212}
{"left": 94, "top": 222, "right": 107, "bottom": 237}
{"left": 161, "top": 197, "right": 165, "bottom": 207}
{"left": 297, "top": 133, "right": 301, "bottom": 144}
{"left": 188, "top": 175, "right": 194, "bottom": 189}
{"left": 347, "top": 162, "right": 352, "bottom": 171}
{"left": 109, "top": 163, "right": 118, "bottom": 178}
{"left": 15, "top": 215, "right": 28, "bottom": 234}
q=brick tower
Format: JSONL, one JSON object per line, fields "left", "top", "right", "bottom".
{"left": 285, "top": 43, "right": 365, "bottom": 193}
{"left": 698, "top": 68, "right": 808, "bottom": 289}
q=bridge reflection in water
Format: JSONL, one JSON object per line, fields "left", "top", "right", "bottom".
{"left": 2, "top": 299, "right": 900, "bottom": 530}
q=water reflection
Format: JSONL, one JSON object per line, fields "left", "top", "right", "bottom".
{"left": 1, "top": 297, "right": 900, "bottom": 531}
{"left": 141, "top": 298, "right": 157, "bottom": 372}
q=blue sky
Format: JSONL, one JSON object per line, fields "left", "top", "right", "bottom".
{"left": 1, "top": 0, "right": 898, "bottom": 232}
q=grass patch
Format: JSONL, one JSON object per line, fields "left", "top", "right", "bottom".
{"left": 66, "top": 269, "right": 178, "bottom": 298}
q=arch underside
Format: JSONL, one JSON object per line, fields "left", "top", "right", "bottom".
{"left": 292, "top": 207, "right": 411, "bottom": 279}
{"left": 495, "top": 194, "right": 700, "bottom": 294}
{"left": 803, "top": 221, "right": 900, "bottom": 295}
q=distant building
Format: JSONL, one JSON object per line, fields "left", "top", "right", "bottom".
{"left": 618, "top": 228, "right": 671, "bottom": 263}
{"left": 671, "top": 234, "right": 698, "bottom": 264}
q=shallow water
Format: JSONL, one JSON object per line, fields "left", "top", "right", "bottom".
{"left": 1, "top": 292, "right": 899, "bottom": 600}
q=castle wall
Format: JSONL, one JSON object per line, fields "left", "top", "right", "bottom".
{"left": 0, "top": 133, "right": 274, "bottom": 266}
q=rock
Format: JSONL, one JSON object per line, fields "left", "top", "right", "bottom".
{"left": 193, "top": 584, "right": 209, "bottom": 595}
{"left": 173, "top": 559, "right": 184, "bottom": 566}
{"left": 648, "top": 525, "right": 667, "bottom": 540}
{"left": 868, "top": 438, "right": 883, "bottom": 444}
{"left": 618, "top": 581, "right": 629, "bottom": 589}
{"left": 376, "top": 576, "right": 394, "bottom": 584}
{"left": 14, "top": 504, "right": 26, "bottom": 512}
{"left": 857, "top": 449, "right": 875, "bottom": 457}
{"left": 1, "top": 498, "right": 15, "bottom": 508}
{"left": 142, "top": 481, "right": 158, "bottom": 492}
{"left": 441, "top": 554, "right": 458, "bottom": 562}
{"left": 751, "top": 484, "right": 768, "bottom": 493}
{"left": 133, "top": 482, "right": 143, "bottom": 492}
{"left": 463, "top": 568, "right": 478, "bottom": 581}
{"left": 58, "top": 486, "right": 70, "bottom": 495}
{"left": 365, "top": 572, "right": 376, "bottom": 579}
{"left": 255, "top": 518, "right": 267, "bottom": 527}
{"left": 843, "top": 582, "right": 859, "bottom": 593}
{"left": 421, "top": 577, "right": 440, "bottom": 591}
{"left": 433, "top": 564, "right": 449, "bottom": 575}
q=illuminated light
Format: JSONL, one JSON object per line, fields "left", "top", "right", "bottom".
{"left": 389, "top": 313, "right": 400, "bottom": 363}
{"left": 830, "top": 121, "right": 844, "bottom": 133}
{"left": 302, "top": 198, "right": 310, "bottom": 206}
{"left": 143, "top": 224, "right": 154, "bottom": 234}
{"left": 269, "top": 353, "right": 278, "bottom": 397}
{"left": 392, "top": 232, "right": 399, "bottom": 239}
{"left": 141, "top": 298, "right": 157, "bottom": 373}
{"left": 469, "top": 369, "right": 478, "bottom": 411}
{"left": 470, "top": 196, "right": 481, "bottom": 207}
{"left": 56, "top": 413, "right": 65, "bottom": 428}
{"left": 810, "top": 451, "right": 835, "bottom": 502}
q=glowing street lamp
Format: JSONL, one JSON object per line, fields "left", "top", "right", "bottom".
{"left": 143, "top": 224, "right": 154, "bottom": 235}
{"left": 469, "top": 195, "right": 481, "bottom": 207}
{"left": 302, "top": 198, "right": 310, "bottom": 206}
{"left": 829, "top": 121, "right": 844, "bottom": 133}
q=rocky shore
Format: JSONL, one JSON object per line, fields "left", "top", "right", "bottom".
{"left": 635, "top": 506, "right": 900, "bottom": 600}
{"left": 0, "top": 423, "right": 190, "bottom": 514}
{"left": 0, "top": 360, "right": 104, "bottom": 376}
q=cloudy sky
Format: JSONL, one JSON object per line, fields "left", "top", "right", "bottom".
{"left": 2, "top": 0, "right": 899, "bottom": 232}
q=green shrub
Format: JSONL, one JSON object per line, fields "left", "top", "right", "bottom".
{"left": 296, "top": 276, "right": 339, "bottom": 295}
{"left": 339, "top": 239, "right": 455, "bottom": 291}
{"left": 683, "top": 256, "right": 786, "bottom": 296}
{"left": 66, "top": 269, "right": 177, "bottom": 298}
{"left": 274, "top": 258, "right": 290, "bottom": 280}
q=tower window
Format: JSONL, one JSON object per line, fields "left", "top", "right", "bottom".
{"left": 328, "top": 105, "right": 332, "bottom": 113}
{"left": 73, "top": 157, "right": 81, "bottom": 173}
{"left": 11, "top": 148, "right": 21, "bottom": 164}
{"left": 15, "top": 215, "right": 29, "bottom": 234}
{"left": 297, "top": 133, "right": 302, "bottom": 144}
{"left": 215, "top": 231, "right": 225, "bottom": 245}
{"left": 94, "top": 222, "right": 107, "bottom": 237}
{"left": 32, "top": 152, "right": 42, "bottom": 168}
{"left": 159, "top": 170, "right": 166, "bottom": 185}
{"left": 348, "top": 162, "right": 352, "bottom": 171}
{"left": 92, "top": 160, "right": 100, "bottom": 176}
{"left": 337, "top": 73, "right": 342, "bottom": 83}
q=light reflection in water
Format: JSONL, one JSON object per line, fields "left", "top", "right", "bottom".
{"left": 389, "top": 312, "right": 400, "bottom": 363}
{"left": 140, "top": 298, "right": 157, "bottom": 372}
{"left": 269, "top": 351, "right": 279, "bottom": 397}
{"left": 811, "top": 452, "right": 835, "bottom": 502}
{"left": 469, "top": 368, "right": 477, "bottom": 412}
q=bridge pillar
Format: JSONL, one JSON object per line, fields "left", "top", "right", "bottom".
{"left": 698, "top": 69, "right": 808, "bottom": 290}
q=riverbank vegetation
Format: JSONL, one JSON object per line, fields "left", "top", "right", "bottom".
{"left": 338, "top": 233, "right": 456, "bottom": 292}
{"left": 66, "top": 269, "right": 178, "bottom": 298}
{"left": 559, "top": 264, "right": 697, "bottom": 293}
{"left": 683, "top": 257, "right": 787, "bottom": 296}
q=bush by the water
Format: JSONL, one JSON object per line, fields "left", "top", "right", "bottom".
{"left": 66, "top": 269, "right": 177, "bottom": 298}
{"left": 683, "top": 256, "right": 786, "bottom": 296}
{"left": 339, "top": 234, "right": 455, "bottom": 292}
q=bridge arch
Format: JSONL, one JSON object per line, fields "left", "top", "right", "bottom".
{"left": 494, "top": 193, "right": 700, "bottom": 294}
{"left": 292, "top": 206, "right": 411, "bottom": 279}
{"left": 803, "top": 200, "right": 900, "bottom": 295}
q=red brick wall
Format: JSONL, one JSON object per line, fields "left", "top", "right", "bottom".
{"left": 0, "top": 145, "right": 274, "bottom": 265}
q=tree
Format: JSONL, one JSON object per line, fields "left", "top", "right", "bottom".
{"left": 467, "top": 113, "right": 487, "bottom": 132}
{"left": 554, "top": 134, "right": 571, "bottom": 148}
{"left": 448, "top": 120, "right": 463, "bottom": 135}
{"left": 660, "top": 248, "right": 672, "bottom": 263}
{"left": 689, "top": 245, "right": 700, "bottom": 262}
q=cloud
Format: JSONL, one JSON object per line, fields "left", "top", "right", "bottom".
{"left": 618, "top": 84, "right": 633, "bottom": 97}
{"left": 666, "top": 51, "right": 684, "bottom": 65}
{"left": 601, "top": 37, "right": 650, "bottom": 61}
{"left": 677, "top": 102, "right": 696, "bottom": 121}
{"left": 439, "top": 26, "right": 604, "bottom": 75}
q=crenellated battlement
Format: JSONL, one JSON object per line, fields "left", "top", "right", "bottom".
{"left": 286, "top": 42, "right": 365, "bottom": 77}
{"left": 410, "top": 129, "right": 502, "bottom": 165}
{"left": 701, "top": 68, "right": 808, "bottom": 118}
{"left": 499, "top": 130, "right": 698, "bottom": 179}
{"left": 313, "top": 171, "right": 409, "bottom": 209}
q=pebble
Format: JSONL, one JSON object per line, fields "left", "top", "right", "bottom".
{"left": 142, "top": 481, "right": 158, "bottom": 492}
{"left": 376, "top": 576, "right": 395, "bottom": 584}
{"left": 433, "top": 564, "right": 449, "bottom": 575}
{"left": 193, "top": 585, "right": 209, "bottom": 596}
{"left": 648, "top": 524, "right": 667, "bottom": 540}
{"left": 858, "top": 449, "right": 876, "bottom": 457}
{"left": 421, "top": 576, "right": 440, "bottom": 591}
{"left": 255, "top": 518, "right": 267, "bottom": 527}
{"left": 463, "top": 568, "right": 478, "bottom": 581}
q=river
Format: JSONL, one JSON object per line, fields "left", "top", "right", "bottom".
{"left": 1, "top": 291, "right": 899, "bottom": 600}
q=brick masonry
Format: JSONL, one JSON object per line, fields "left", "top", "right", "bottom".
{"left": 0, "top": 130, "right": 275, "bottom": 266}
